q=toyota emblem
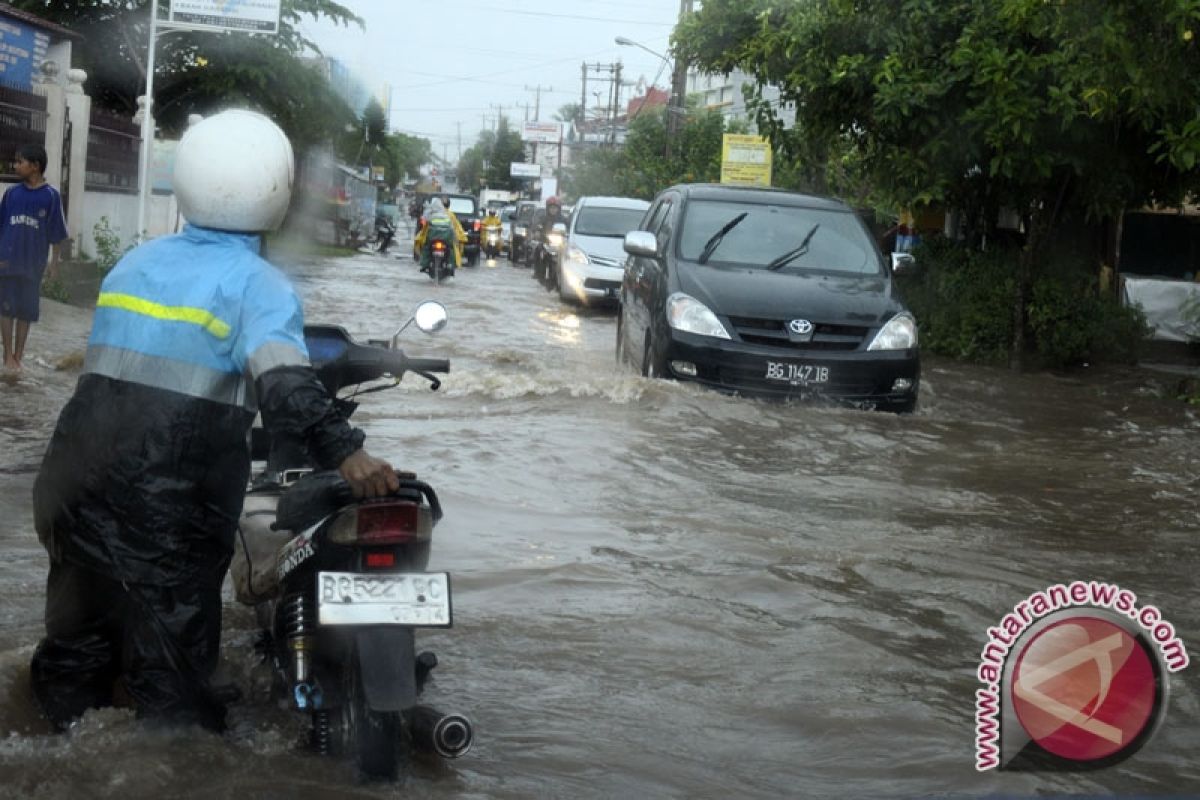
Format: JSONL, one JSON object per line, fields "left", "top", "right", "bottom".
{"left": 788, "top": 319, "right": 814, "bottom": 335}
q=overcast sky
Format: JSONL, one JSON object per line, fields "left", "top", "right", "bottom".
{"left": 299, "top": 0, "right": 683, "bottom": 160}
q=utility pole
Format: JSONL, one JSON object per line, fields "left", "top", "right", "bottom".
{"left": 580, "top": 62, "right": 588, "bottom": 129}
{"left": 489, "top": 103, "right": 508, "bottom": 131}
{"left": 456, "top": 121, "right": 462, "bottom": 161}
{"left": 665, "top": 0, "right": 694, "bottom": 159}
{"left": 525, "top": 84, "right": 552, "bottom": 172}
{"left": 614, "top": 61, "right": 624, "bottom": 146}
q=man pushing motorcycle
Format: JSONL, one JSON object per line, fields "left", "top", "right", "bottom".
{"left": 30, "top": 109, "right": 400, "bottom": 733}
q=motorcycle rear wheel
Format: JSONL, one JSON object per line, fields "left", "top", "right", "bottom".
{"left": 341, "top": 648, "right": 403, "bottom": 779}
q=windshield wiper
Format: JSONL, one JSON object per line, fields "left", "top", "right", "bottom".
{"left": 698, "top": 212, "right": 748, "bottom": 264}
{"left": 766, "top": 223, "right": 820, "bottom": 271}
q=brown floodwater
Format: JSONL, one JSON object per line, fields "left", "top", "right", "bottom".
{"left": 1, "top": 241, "right": 1198, "bottom": 798}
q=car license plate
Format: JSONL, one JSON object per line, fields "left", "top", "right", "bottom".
{"left": 765, "top": 361, "right": 830, "bottom": 385}
{"left": 317, "top": 571, "right": 452, "bottom": 627}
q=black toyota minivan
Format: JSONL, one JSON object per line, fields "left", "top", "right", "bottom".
{"left": 616, "top": 184, "right": 920, "bottom": 412}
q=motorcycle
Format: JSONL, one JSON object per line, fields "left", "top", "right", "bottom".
{"left": 427, "top": 239, "right": 454, "bottom": 283}
{"left": 481, "top": 223, "right": 502, "bottom": 260}
{"left": 231, "top": 301, "right": 472, "bottom": 779}
{"left": 375, "top": 216, "right": 397, "bottom": 255}
{"left": 532, "top": 223, "right": 567, "bottom": 290}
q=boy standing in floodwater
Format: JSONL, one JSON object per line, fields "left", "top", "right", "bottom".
{"left": 0, "top": 144, "right": 68, "bottom": 370}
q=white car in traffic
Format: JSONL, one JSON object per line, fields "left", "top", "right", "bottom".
{"left": 556, "top": 196, "right": 650, "bottom": 306}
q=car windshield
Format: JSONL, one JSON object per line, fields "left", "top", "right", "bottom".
{"left": 501, "top": 208, "right": 516, "bottom": 221}
{"left": 678, "top": 199, "right": 879, "bottom": 274}
{"left": 574, "top": 206, "right": 646, "bottom": 238}
{"left": 447, "top": 197, "right": 476, "bottom": 215}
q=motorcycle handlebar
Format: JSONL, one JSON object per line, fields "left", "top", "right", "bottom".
{"left": 401, "top": 357, "right": 451, "bottom": 374}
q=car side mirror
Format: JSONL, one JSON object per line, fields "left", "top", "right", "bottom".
{"left": 891, "top": 252, "right": 916, "bottom": 273}
{"left": 624, "top": 230, "right": 659, "bottom": 258}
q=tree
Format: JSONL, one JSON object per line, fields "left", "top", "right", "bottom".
{"left": 564, "top": 103, "right": 730, "bottom": 199}
{"left": 486, "top": 118, "right": 526, "bottom": 190}
{"left": 12, "top": 0, "right": 362, "bottom": 151}
{"left": 675, "top": 0, "right": 1200, "bottom": 366}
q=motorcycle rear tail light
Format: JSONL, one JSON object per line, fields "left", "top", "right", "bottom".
{"left": 473, "top": 220, "right": 481, "bottom": 231}
{"left": 365, "top": 551, "right": 396, "bottom": 569}
{"left": 433, "top": 241, "right": 446, "bottom": 251}
{"left": 328, "top": 501, "right": 433, "bottom": 545}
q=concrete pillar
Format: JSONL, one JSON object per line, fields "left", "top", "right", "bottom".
{"left": 64, "top": 69, "right": 91, "bottom": 247}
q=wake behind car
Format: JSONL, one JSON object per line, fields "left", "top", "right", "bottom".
{"left": 617, "top": 184, "right": 919, "bottom": 412}
{"left": 556, "top": 196, "right": 650, "bottom": 306}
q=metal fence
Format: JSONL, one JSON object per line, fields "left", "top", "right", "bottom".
{"left": 0, "top": 83, "right": 47, "bottom": 183}
{"left": 86, "top": 109, "right": 139, "bottom": 193}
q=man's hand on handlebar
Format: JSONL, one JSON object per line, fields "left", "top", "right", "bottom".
{"left": 338, "top": 449, "right": 401, "bottom": 498}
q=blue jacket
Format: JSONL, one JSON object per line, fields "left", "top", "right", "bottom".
{"left": 34, "top": 225, "right": 361, "bottom": 586}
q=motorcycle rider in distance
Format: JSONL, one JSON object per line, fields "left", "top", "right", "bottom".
{"left": 480, "top": 207, "right": 502, "bottom": 258}
{"left": 414, "top": 196, "right": 467, "bottom": 273}
{"left": 29, "top": 109, "right": 400, "bottom": 734}
{"left": 529, "top": 196, "right": 566, "bottom": 281}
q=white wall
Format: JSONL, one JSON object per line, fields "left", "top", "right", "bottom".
{"left": 76, "top": 191, "right": 178, "bottom": 259}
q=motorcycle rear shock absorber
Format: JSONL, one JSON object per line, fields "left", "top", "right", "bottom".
{"left": 311, "top": 709, "right": 333, "bottom": 754}
{"left": 282, "top": 591, "right": 320, "bottom": 707}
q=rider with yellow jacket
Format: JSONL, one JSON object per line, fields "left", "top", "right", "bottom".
{"left": 414, "top": 196, "right": 467, "bottom": 268}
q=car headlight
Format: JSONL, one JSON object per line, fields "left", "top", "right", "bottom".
{"left": 567, "top": 245, "right": 589, "bottom": 266}
{"left": 666, "top": 293, "right": 731, "bottom": 339}
{"left": 867, "top": 313, "right": 918, "bottom": 351}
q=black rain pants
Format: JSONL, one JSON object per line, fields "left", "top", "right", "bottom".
{"left": 30, "top": 559, "right": 227, "bottom": 732}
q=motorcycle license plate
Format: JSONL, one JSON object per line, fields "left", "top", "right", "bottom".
{"left": 317, "top": 571, "right": 452, "bottom": 627}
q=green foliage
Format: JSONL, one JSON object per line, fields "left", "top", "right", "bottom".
{"left": 456, "top": 118, "right": 526, "bottom": 192}
{"left": 674, "top": 0, "right": 1200, "bottom": 243}
{"left": 93, "top": 216, "right": 131, "bottom": 273}
{"left": 896, "top": 239, "right": 1017, "bottom": 365}
{"left": 1027, "top": 277, "right": 1150, "bottom": 366}
{"left": 40, "top": 273, "right": 69, "bottom": 303}
{"left": 897, "top": 239, "right": 1150, "bottom": 368}
{"left": 564, "top": 104, "right": 729, "bottom": 199}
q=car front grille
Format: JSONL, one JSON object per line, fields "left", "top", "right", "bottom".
{"left": 726, "top": 315, "right": 868, "bottom": 351}
{"left": 583, "top": 278, "right": 621, "bottom": 291}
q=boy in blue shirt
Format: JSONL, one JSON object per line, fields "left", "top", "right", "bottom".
{"left": 0, "top": 144, "right": 68, "bottom": 370}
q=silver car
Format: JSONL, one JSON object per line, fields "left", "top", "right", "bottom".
{"left": 555, "top": 196, "right": 651, "bottom": 306}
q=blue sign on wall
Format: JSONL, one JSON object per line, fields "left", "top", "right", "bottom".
{"left": 0, "top": 17, "right": 49, "bottom": 92}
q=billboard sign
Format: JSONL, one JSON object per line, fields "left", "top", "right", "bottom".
{"left": 521, "top": 121, "right": 562, "bottom": 144}
{"left": 720, "top": 134, "right": 772, "bottom": 187}
{"left": 510, "top": 162, "right": 541, "bottom": 178}
{"left": 167, "top": 0, "right": 282, "bottom": 34}
{"left": 0, "top": 16, "right": 50, "bottom": 92}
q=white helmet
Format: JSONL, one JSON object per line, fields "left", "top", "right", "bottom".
{"left": 174, "top": 109, "right": 294, "bottom": 232}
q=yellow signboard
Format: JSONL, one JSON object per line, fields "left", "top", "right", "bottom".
{"left": 720, "top": 134, "right": 772, "bottom": 187}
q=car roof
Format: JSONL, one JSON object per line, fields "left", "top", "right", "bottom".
{"left": 665, "top": 183, "right": 851, "bottom": 212}
{"left": 576, "top": 195, "right": 651, "bottom": 210}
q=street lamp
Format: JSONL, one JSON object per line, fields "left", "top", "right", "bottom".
{"left": 614, "top": 36, "right": 670, "bottom": 64}
{"left": 616, "top": 35, "right": 685, "bottom": 157}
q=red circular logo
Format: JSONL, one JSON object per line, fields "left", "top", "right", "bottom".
{"left": 1012, "top": 616, "right": 1157, "bottom": 761}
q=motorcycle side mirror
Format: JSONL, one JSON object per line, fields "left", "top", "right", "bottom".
{"left": 391, "top": 301, "right": 448, "bottom": 347}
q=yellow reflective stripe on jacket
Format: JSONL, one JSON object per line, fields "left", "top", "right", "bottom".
{"left": 96, "top": 292, "right": 232, "bottom": 339}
